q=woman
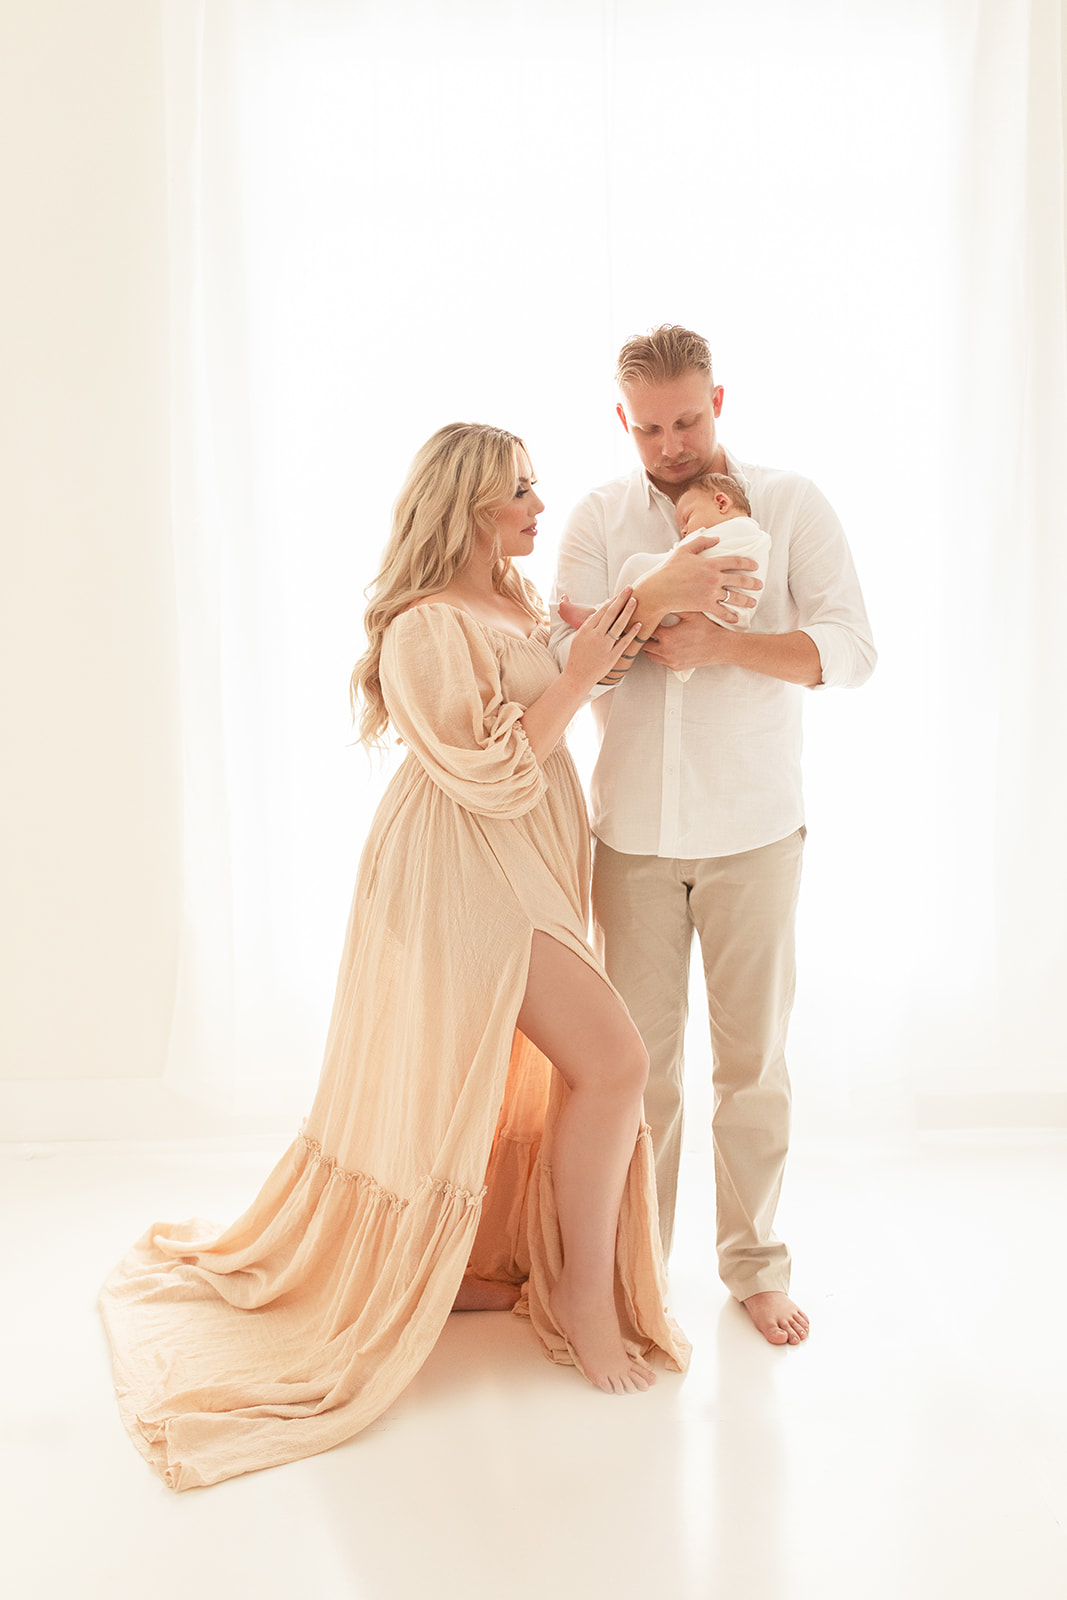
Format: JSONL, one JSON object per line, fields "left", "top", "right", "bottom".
{"left": 100, "top": 423, "right": 689, "bottom": 1491}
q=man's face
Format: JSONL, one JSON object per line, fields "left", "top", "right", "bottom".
{"left": 616, "top": 372, "right": 724, "bottom": 499}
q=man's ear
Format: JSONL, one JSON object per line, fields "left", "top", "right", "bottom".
{"left": 616, "top": 401, "right": 631, "bottom": 434}
{"left": 712, "top": 384, "right": 724, "bottom": 418}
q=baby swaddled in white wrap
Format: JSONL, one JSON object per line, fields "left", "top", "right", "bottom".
{"left": 618, "top": 474, "right": 771, "bottom": 682}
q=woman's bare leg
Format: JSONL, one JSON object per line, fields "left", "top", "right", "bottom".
{"left": 516, "top": 931, "right": 654, "bottom": 1395}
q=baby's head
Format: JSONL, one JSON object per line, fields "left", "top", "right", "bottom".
{"left": 675, "top": 473, "right": 751, "bottom": 537}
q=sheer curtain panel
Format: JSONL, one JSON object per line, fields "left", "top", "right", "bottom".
{"left": 159, "top": 0, "right": 1067, "bottom": 1129}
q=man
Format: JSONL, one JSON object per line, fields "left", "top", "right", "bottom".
{"left": 551, "top": 325, "right": 875, "bottom": 1346}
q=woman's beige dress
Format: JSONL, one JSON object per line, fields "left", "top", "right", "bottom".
{"left": 100, "top": 604, "right": 689, "bottom": 1490}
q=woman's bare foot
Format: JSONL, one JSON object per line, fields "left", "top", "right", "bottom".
{"left": 549, "top": 1281, "right": 656, "bottom": 1394}
{"left": 741, "top": 1290, "right": 809, "bottom": 1346}
{"left": 451, "top": 1275, "right": 521, "bottom": 1312}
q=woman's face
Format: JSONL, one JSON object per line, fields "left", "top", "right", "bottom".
{"left": 488, "top": 450, "right": 544, "bottom": 560}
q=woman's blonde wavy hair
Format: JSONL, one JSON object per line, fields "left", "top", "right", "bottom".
{"left": 351, "top": 422, "right": 546, "bottom": 748}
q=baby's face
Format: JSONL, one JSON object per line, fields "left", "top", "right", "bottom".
{"left": 675, "top": 488, "right": 739, "bottom": 537}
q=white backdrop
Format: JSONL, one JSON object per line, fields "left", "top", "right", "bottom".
{"left": 158, "top": 0, "right": 1067, "bottom": 1132}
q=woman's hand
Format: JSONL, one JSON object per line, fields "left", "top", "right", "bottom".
{"left": 520, "top": 591, "right": 640, "bottom": 763}
{"left": 562, "top": 590, "right": 641, "bottom": 693}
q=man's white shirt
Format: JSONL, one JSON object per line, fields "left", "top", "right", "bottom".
{"left": 549, "top": 449, "right": 876, "bottom": 859}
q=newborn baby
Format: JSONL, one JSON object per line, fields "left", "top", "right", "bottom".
{"left": 617, "top": 473, "right": 772, "bottom": 682}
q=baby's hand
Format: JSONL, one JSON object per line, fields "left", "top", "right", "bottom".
{"left": 557, "top": 594, "right": 598, "bottom": 630}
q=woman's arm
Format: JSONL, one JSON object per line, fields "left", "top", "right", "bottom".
{"left": 557, "top": 595, "right": 649, "bottom": 687}
{"left": 520, "top": 593, "right": 640, "bottom": 761}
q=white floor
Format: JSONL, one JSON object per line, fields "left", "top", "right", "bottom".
{"left": 2, "top": 1131, "right": 1065, "bottom": 1600}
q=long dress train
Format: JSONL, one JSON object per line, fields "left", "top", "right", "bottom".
{"left": 99, "top": 604, "right": 689, "bottom": 1490}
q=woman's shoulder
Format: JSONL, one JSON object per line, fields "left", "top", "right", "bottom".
{"left": 392, "top": 593, "right": 541, "bottom": 643}
{"left": 383, "top": 599, "right": 494, "bottom": 670}
{"left": 389, "top": 596, "right": 480, "bottom": 636}
{"left": 381, "top": 598, "right": 513, "bottom": 708}
{"left": 398, "top": 592, "right": 468, "bottom": 618}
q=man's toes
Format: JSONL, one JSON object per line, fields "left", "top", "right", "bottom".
{"left": 767, "top": 1324, "right": 789, "bottom": 1345}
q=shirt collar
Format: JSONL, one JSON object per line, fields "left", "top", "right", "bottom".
{"left": 639, "top": 471, "right": 659, "bottom": 510}
{"left": 722, "top": 447, "right": 752, "bottom": 494}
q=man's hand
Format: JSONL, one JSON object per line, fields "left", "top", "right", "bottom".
{"left": 642, "top": 613, "right": 732, "bottom": 673}
{"left": 643, "top": 613, "right": 825, "bottom": 686}
{"left": 635, "top": 535, "right": 761, "bottom": 621}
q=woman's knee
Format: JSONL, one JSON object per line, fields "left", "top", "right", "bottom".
{"left": 520, "top": 932, "right": 649, "bottom": 1097}
{"left": 587, "top": 1027, "right": 648, "bottom": 1099}
{"left": 629, "top": 1035, "right": 651, "bottom": 1097}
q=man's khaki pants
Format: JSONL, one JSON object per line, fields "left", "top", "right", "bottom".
{"left": 592, "top": 829, "right": 805, "bottom": 1299}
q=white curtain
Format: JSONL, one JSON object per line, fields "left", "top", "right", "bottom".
{"left": 936, "top": 0, "right": 1067, "bottom": 1108}
{"left": 160, "top": 0, "right": 1067, "bottom": 1129}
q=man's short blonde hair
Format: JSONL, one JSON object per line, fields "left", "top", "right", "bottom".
{"left": 616, "top": 325, "right": 714, "bottom": 391}
{"left": 683, "top": 472, "right": 752, "bottom": 518}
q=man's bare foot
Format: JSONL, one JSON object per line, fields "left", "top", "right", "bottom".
{"left": 549, "top": 1281, "right": 656, "bottom": 1394}
{"left": 451, "top": 1275, "right": 521, "bottom": 1312}
{"left": 741, "top": 1290, "right": 809, "bottom": 1346}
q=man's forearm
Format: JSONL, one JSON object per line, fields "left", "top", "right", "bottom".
{"left": 642, "top": 614, "right": 824, "bottom": 685}
{"left": 706, "top": 628, "right": 823, "bottom": 686}
{"left": 630, "top": 545, "right": 760, "bottom": 630}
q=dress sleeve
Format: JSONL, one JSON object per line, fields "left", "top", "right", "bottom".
{"left": 380, "top": 605, "right": 548, "bottom": 818}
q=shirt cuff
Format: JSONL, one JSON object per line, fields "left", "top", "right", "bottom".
{"left": 800, "top": 622, "right": 877, "bottom": 691}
